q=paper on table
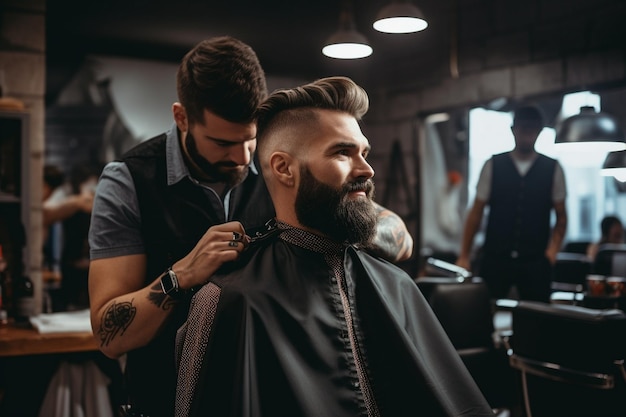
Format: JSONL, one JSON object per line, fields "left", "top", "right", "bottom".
{"left": 29, "top": 309, "right": 93, "bottom": 334}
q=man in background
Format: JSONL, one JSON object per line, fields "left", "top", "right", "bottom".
{"left": 456, "top": 105, "right": 567, "bottom": 302}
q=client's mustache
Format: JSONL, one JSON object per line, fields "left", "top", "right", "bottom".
{"left": 344, "top": 180, "right": 374, "bottom": 196}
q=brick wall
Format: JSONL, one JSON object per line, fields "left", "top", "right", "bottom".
{"left": 0, "top": 0, "right": 46, "bottom": 314}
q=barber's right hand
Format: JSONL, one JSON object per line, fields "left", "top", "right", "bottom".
{"left": 171, "top": 221, "right": 249, "bottom": 290}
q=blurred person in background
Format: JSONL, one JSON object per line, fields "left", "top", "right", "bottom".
{"left": 42, "top": 164, "right": 67, "bottom": 272}
{"left": 587, "top": 215, "right": 624, "bottom": 261}
{"left": 42, "top": 163, "right": 99, "bottom": 311}
{"left": 43, "top": 165, "right": 94, "bottom": 230}
{"left": 59, "top": 164, "right": 101, "bottom": 310}
{"left": 456, "top": 105, "right": 567, "bottom": 302}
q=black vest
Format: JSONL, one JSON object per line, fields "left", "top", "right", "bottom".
{"left": 119, "top": 133, "right": 275, "bottom": 416}
{"left": 483, "top": 152, "right": 556, "bottom": 259}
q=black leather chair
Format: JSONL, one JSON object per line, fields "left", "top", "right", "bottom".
{"left": 507, "top": 301, "right": 626, "bottom": 417}
{"left": 562, "top": 241, "right": 592, "bottom": 255}
{"left": 416, "top": 276, "right": 517, "bottom": 410}
{"left": 552, "top": 252, "right": 591, "bottom": 293}
{"left": 592, "top": 243, "right": 626, "bottom": 276}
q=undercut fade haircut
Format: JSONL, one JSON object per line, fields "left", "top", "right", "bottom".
{"left": 176, "top": 36, "right": 268, "bottom": 125}
{"left": 255, "top": 76, "right": 369, "bottom": 144}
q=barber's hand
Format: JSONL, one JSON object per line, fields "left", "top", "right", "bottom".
{"left": 172, "top": 221, "right": 250, "bottom": 289}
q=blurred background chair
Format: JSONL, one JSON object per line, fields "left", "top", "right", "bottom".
{"left": 551, "top": 252, "right": 591, "bottom": 293}
{"left": 416, "top": 272, "right": 517, "bottom": 412}
{"left": 506, "top": 301, "right": 626, "bottom": 417}
{"left": 562, "top": 241, "right": 592, "bottom": 255}
{"left": 592, "top": 243, "right": 626, "bottom": 276}
{"left": 422, "top": 256, "right": 472, "bottom": 280}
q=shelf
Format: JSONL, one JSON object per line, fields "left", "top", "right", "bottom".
{"left": 0, "top": 191, "right": 20, "bottom": 203}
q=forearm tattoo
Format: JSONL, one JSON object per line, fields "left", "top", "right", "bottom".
{"left": 99, "top": 300, "right": 136, "bottom": 347}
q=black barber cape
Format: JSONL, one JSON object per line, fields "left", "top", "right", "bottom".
{"left": 175, "top": 223, "right": 493, "bottom": 417}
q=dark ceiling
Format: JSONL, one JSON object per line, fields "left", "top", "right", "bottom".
{"left": 46, "top": 0, "right": 626, "bottom": 105}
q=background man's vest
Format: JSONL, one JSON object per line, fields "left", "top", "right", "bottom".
{"left": 483, "top": 152, "right": 556, "bottom": 259}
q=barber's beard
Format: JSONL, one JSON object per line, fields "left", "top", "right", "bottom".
{"left": 185, "top": 131, "right": 248, "bottom": 186}
{"left": 295, "top": 166, "right": 377, "bottom": 246}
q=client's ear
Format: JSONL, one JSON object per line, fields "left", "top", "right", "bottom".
{"left": 270, "top": 151, "right": 297, "bottom": 187}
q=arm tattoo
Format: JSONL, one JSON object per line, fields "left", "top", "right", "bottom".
{"left": 99, "top": 300, "right": 136, "bottom": 347}
{"left": 148, "top": 282, "right": 179, "bottom": 310}
{"left": 369, "top": 206, "right": 412, "bottom": 262}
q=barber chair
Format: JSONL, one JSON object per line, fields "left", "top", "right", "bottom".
{"left": 592, "top": 243, "right": 626, "bottom": 276}
{"left": 506, "top": 301, "right": 626, "bottom": 417}
{"left": 422, "top": 257, "right": 472, "bottom": 279}
{"left": 552, "top": 252, "right": 591, "bottom": 293}
{"left": 416, "top": 274, "right": 516, "bottom": 410}
{"left": 562, "top": 241, "right": 592, "bottom": 255}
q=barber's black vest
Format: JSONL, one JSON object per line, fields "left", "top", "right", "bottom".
{"left": 483, "top": 152, "right": 556, "bottom": 259}
{"left": 119, "top": 133, "right": 275, "bottom": 417}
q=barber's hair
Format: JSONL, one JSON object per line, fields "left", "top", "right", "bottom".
{"left": 176, "top": 36, "right": 267, "bottom": 125}
{"left": 256, "top": 76, "right": 369, "bottom": 144}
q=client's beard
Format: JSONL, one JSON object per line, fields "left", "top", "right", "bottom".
{"left": 295, "top": 166, "right": 377, "bottom": 246}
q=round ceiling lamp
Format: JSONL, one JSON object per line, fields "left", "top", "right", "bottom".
{"left": 373, "top": 1, "right": 428, "bottom": 34}
{"left": 322, "top": 25, "right": 373, "bottom": 59}
{"left": 554, "top": 106, "right": 626, "bottom": 153}
{"left": 601, "top": 150, "right": 626, "bottom": 182}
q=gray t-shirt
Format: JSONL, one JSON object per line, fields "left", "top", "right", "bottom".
{"left": 88, "top": 124, "right": 257, "bottom": 260}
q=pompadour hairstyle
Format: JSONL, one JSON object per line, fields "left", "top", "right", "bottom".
{"left": 255, "top": 76, "right": 369, "bottom": 141}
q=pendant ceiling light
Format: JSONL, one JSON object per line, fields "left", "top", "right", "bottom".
{"left": 601, "top": 150, "right": 626, "bottom": 182}
{"left": 554, "top": 106, "right": 626, "bottom": 153}
{"left": 322, "top": 2, "right": 372, "bottom": 59}
{"left": 373, "top": 0, "right": 428, "bottom": 34}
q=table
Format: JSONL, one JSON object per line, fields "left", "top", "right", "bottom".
{"left": 0, "top": 322, "right": 98, "bottom": 357}
{"left": 0, "top": 323, "right": 107, "bottom": 416}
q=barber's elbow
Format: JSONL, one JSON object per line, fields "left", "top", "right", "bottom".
{"left": 94, "top": 336, "right": 126, "bottom": 360}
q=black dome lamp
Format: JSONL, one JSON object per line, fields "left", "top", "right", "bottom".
{"left": 554, "top": 106, "right": 626, "bottom": 152}
{"left": 601, "top": 149, "right": 626, "bottom": 182}
{"left": 322, "top": 0, "right": 372, "bottom": 59}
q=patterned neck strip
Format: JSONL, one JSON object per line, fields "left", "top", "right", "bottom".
{"left": 275, "top": 220, "right": 345, "bottom": 255}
